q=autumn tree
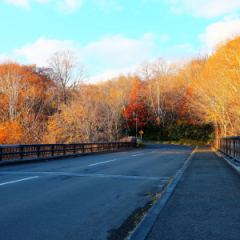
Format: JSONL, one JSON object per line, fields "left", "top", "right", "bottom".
{"left": 47, "top": 50, "right": 87, "bottom": 104}
{"left": 0, "top": 62, "right": 56, "bottom": 144}
{"left": 185, "top": 35, "right": 240, "bottom": 137}
{"left": 124, "top": 77, "right": 149, "bottom": 130}
{"left": 100, "top": 76, "right": 129, "bottom": 141}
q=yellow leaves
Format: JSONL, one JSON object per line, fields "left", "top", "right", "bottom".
{"left": 0, "top": 121, "right": 23, "bottom": 144}
{"left": 184, "top": 35, "right": 240, "bottom": 135}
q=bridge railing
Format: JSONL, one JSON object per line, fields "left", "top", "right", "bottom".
{"left": 0, "top": 141, "right": 136, "bottom": 162}
{"left": 214, "top": 137, "right": 240, "bottom": 163}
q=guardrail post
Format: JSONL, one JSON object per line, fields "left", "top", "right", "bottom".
{"left": 37, "top": 146, "right": 40, "bottom": 158}
{"left": 20, "top": 146, "right": 23, "bottom": 159}
{"left": 73, "top": 145, "right": 76, "bottom": 154}
{"left": 51, "top": 145, "right": 54, "bottom": 156}
{"left": 226, "top": 139, "right": 228, "bottom": 154}
{"left": 238, "top": 139, "right": 239, "bottom": 159}
{"left": 63, "top": 145, "right": 66, "bottom": 155}
{"left": 82, "top": 144, "right": 84, "bottom": 154}
{"left": 234, "top": 138, "right": 236, "bottom": 158}
{"left": 0, "top": 148, "right": 2, "bottom": 161}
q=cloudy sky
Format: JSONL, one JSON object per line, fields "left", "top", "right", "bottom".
{"left": 1, "top": 0, "right": 240, "bottom": 81}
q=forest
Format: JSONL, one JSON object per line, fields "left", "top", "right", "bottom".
{"left": 0, "top": 35, "right": 240, "bottom": 145}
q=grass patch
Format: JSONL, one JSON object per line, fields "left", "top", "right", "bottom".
{"left": 144, "top": 139, "right": 209, "bottom": 146}
{"left": 138, "top": 143, "right": 147, "bottom": 148}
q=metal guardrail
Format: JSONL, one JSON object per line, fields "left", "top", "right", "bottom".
{"left": 0, "top": 141, "right": 136, "bottom": 162}
{"left": 214, "top": 137, "right": 240, "bottom": 163}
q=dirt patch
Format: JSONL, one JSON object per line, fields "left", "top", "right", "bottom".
{"left": 107, "top": 200, "right": 153, "bottom": 240}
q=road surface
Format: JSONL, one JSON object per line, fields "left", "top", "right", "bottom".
{"left": 0, "top": 143, "right": 194, "bottom": 240}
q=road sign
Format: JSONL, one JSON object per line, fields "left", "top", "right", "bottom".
{"left": 139, "top": 130, "right": 144, "bottom": 135}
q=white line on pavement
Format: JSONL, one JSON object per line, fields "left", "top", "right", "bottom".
{"left": 0, "top": 176, "right": 39, "bottom": 186}
{"left": 132, "top": 153, "right": 145, "bottom": 157}
{"left": 89, "top": 159, "right": 117, "bottom": 166}
{"left": 0, "top": 172, "right": 170, "bottom": 180}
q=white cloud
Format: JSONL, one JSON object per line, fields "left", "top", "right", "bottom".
{"left": 176, "top": 43, "right": 192, "bottom": 49}
{"left": 11, "top": 34, "right": 194, "bottom": 82}
{"left": 80, "top": 34, "right": 155, "bottom": 70}
{"left": 159, "top": 34, "right": 170, "bottom": 43}
{"left": 0, "top": 53, "right": 14, "bottom": 63}
{"left": 4, "top": 0, "right": 84, "bottom": 12}
{"left": 13, "top": 38, "right": 80, "bottom": 66}
{"left": 3, "top": 0, "right": 121, "bottom": 12}
{"left": 3, "top": 0, "right": 30, "bottom": 9}
{"left": 199, "top": 19, "right": 240, "bottom": 48}
{"left": 166, "top": 0, "right": 240, "bottom": 18}
{"left": 223, "top": 14, "right": 239, "bottom": 22}
{"left": 56, "top": 0, "right": 84, "bottom": 12}
{"left": 169, "top": 6, "right": 181, "bottom": 15}
{"left": 88, "top": 65, "right": 137, "bottom": 83}
{"left": 12, "top": 34, "right": 156, "bottom": 79}
{"left": 0, "top": 53, "right": 8, "bottom": 62}
{"left": 92, "top": 0, "right": 123, "bottom": 12}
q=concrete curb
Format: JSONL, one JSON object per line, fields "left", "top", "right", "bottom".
{"left": 212, "top": 147, "right": 240, "bottom": 175}
{"left": 127, "top": 146, "right": 198, "bottom": 240}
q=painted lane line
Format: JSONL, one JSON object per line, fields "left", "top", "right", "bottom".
{"left": 114, "top": 152, "right": 128, "bottom": 154}
{"left": 132, "top": 153, "right": 145, "bottom": 157}
{"left": 0, "top": 176, "right": 39, "bottom": 186}
{"left": 0, "top": 172, "right": 170, "bottom": 181}
{"left": 89, "top": 159, "right": 117, "bottom": 166}
{"left": 152, "top": 148, "right": 166, "bottom": 152}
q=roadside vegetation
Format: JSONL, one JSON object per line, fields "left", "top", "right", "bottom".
{"left": 144, "top": 140, "right": 209, "bottom": 146}
{"left": 0, "top": 35, "right": 240, "bottom": 144}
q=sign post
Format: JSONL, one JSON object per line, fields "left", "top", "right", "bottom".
{"left": 139, "top": 130, "right": 144, "bottom": 141}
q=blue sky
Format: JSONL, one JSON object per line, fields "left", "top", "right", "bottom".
{"left": 1, "top": 0, "right": 240, "bottom": 81}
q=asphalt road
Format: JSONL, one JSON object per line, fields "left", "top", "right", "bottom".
{"left": 0, "top": 143, "right": 194, "bottom": 240}
{"left": 146, "top": 147, "right": 240, "bottom": 240}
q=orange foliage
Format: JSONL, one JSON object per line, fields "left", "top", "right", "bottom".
{"left": 0, "top": 121, "right": 23, "bottom": 144}
{"left": 0, "top": 62, "right": 56, "bottom": 144}
{"left": 185, "top": 36, "right": 240, "bottom": 137}
{"left": 124, "top": 78, "right": 148, "bottom": 128}
{"left": 2, "top": 42, "right": 240, "bottom": 145}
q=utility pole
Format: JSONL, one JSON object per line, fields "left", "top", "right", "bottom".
{"left": 136, "top": 114, "right": 138, "bottom": 139}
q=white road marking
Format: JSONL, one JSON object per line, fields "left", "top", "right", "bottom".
{"left": 0, "top": 171, "right": 168, "bottom": 180}
{"left": 89, "top": 159, "right": 117, "bottom": 166}
{"left": 132, "top": 153, "right": 144, "bottom": 157}
{"left": 0, "top": 176, "right": 39, "bottom": 186}
{"left": 0, "top": 172, "right": 171, "bottom": 180}
{"left": 152, "top": 148, "right": 166, "bottom": 152}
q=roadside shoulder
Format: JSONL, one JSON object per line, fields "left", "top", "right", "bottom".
{"left": 127, "top": 146, "right": 198, "bottom": 240}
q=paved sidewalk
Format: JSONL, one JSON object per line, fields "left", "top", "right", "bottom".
{"left": 146, "top": 146, "right": 240, "bottom": 240}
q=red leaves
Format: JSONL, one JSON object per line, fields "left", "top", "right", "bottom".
{"left": 124, "top": 78, "right": 148, "bottom": 128}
